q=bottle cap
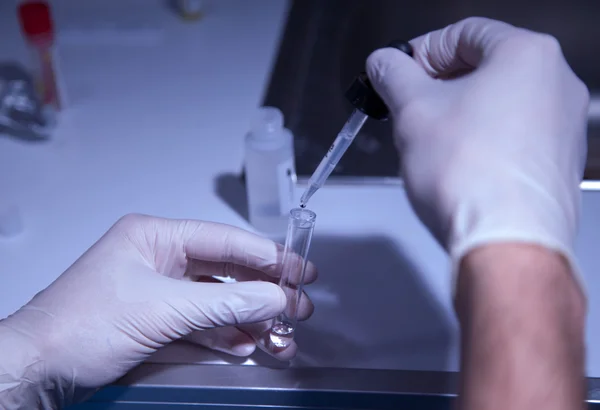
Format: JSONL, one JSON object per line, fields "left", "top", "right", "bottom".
{"left": 345, "top": 40, "right": 414, "bottom": 121}
{"left": 250, "top": 106, "right": 284, "bottom": 138}
{"left": 17, "top": 1, "right": 54, "bottom": 43}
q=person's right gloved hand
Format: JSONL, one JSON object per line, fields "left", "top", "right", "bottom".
{"left": 366, "top": 17, "right": 589, "bottom": 293}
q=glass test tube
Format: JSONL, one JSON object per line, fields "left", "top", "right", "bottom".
{"left": 269, "top": 207, "right": 317, "bottom": 349}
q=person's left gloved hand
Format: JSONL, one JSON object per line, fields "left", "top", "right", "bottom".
{"left": 0, "top": 214, "right": 316, "bottom": 409}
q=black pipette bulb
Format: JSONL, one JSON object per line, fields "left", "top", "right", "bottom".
{"left": 387, "top": 40, "right": 414, "bottom": 56}
{"left": 344, "top": 40, "right": 414, "bottom": 121}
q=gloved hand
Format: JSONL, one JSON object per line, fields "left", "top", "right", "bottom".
{"left": 0, "top": 214, "right": 316, "bottom": 409}
{"left": 366, "top": 17, "right": 589, "bottom": 292}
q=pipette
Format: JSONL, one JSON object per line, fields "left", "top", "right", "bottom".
{"left": 299, "top": 40, "right": 414, "bottom": 208}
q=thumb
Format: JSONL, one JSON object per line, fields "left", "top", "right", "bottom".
{"left": 175, "top": 281, "right": 286, "bottom": 329}
{"left": 366, "top": 47, "right": 432, "bottom": 114}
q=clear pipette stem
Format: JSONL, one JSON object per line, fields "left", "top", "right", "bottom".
{"left": 299, "top": 109, "right": 368, "bottom": 206}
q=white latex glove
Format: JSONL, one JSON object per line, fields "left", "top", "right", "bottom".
{"left": 0, "top": 214, "right": 316, "bottom": 409}
{"left": 366, "top": 17, "right": 589, "bottom": 292}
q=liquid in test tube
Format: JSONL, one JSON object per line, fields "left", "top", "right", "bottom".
{"left": 269, "top": 207, "right": 316, "bottom": 349}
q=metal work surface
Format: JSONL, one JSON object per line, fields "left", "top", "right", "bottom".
{"left": 67, "top": 365, "right": 600, "bottom": 408}
{"left": 264, "top": 0, "right": 600, "bottom": 187}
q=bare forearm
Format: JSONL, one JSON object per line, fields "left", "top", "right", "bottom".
{"left": 454, "top": 244, "right": 587, "bottom": 410}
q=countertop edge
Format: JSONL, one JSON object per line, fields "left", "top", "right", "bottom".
{"left": 295, "top": 176, "right": 600, "bottom": 191}
{"left": 110, "top": 363, "right": 600, "bottom": 402}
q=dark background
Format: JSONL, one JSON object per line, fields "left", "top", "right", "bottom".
{"left": 264, "top": 0, "right": 600, "bottom": 181}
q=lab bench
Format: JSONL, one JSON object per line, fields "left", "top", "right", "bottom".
{"left": 1, "top": 1, "right": 600, "bottom": 409}
{"left": 67, "top": 365, "right": 600, "bottom": 409}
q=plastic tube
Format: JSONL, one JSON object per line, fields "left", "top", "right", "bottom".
{"left": 18, "top": 1, "right": 65, "bottom": 113}
{"left": 245, "top": 107, "right": 296, "bottom": 236}
{"left": 269, "top": 207, "right": 316, "bottom": 349}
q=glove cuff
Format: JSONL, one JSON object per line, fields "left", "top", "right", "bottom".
{"left": 449, "top": 231, "right": 585, "bottom": 301}
{"left": 445, "top": 172, "right": 585, "bottom": 301}
{"left": 0, "top": 321, "right": 49, "bottom": 409}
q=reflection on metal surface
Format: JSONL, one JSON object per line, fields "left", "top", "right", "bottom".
{"left": 264, "top": 0, "right": 600, "bottom": 189}
{"left": 105, "top": 364, "right": 600, "bottom": 404}
{"left": 296, "top": 176, "right": 600, "bottom": 192}
{"left": 582, "top": 181, "right": 600, "bottom": 191}
{"left": 120, "top": 364, "right": 457, "bottom": 394}
{"left": 589, "top": 96, "right": 600, "bottom": 122}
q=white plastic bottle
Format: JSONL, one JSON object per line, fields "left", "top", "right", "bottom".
{"left": 245, "top": 107, "right": 296, "bottom": 236}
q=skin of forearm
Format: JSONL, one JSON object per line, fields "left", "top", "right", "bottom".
{"left": 454, "top": 243, "right": 587, "bottom": 410}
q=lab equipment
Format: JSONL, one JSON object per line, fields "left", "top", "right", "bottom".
{"left": 17, "top": 1, "right": 66, "bottom": 117}
{"left": 269, "top": 207, "right": 316, "bottom": 349}
{"left": 245, "top": 107, "right": 296, "bottom": 236}
{"left": 0, "top": 72, "right": 52, "bottom": 139}
{"left": 299, "top": 40, "right": 413, "bottom": 207}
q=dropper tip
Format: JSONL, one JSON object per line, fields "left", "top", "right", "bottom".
{"left": 299, "top": 185, "right": 317, "bottom": 209}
